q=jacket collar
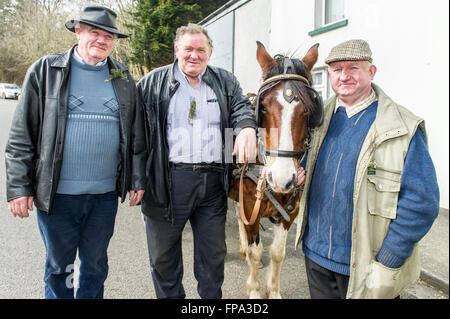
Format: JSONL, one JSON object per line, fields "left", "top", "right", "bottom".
{"left": 169, "top": 59, "right": 213, "bottom": 90}
{"left": 370, "top": 82, "right": 408, "bottom": 144}
{"left": 50, "top": 46, "right": 76, "bottom": 68}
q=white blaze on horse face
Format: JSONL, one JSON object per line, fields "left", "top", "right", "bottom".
{"left": 266, "top": 90, "right": 298, "bottom": 193}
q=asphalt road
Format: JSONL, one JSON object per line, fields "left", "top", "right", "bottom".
{"left": 0, "top": 98, "right": 446, "bottom": 301}
{"left": 0, "top": 98, "right": 309, "bottom": 299}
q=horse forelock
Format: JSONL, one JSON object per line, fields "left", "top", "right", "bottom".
{"left": 266, "top": 57, "right": 322, "bottom": 126}
{"left": 264, "top": 56, "right": 309, "bottom": 80}
{"left": 261, "top": 57, "right": 313, "bottom": 130}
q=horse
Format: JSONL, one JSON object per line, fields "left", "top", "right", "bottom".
{"left": 228, "top": 41, "right": 323, "bottom": 298}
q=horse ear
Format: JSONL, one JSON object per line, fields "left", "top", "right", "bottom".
{"left": 302, "top": 43, "right": 319, "bottom": 74}
{"left": 256, "top": 41, "right": 277, "bottom": 77}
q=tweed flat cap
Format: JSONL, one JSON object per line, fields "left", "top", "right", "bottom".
{"left": 325, "top": 39, "right": 372, "bottom": 64}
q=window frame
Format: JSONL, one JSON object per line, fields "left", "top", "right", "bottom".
{"left": 311, "top": 67, "right": 333, "bottom": 100}
{"left": 309, "top": 0, "right": 348, "bottom": 37}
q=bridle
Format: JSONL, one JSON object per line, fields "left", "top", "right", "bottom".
{"left": 255, "top": 59, "right": 313, "bottom": 163}
{"left": 239, "top": 58, "right": 319, "bottom": 226}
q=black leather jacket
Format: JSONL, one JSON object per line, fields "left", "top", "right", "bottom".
{"left": 5, "top": 46, "right": 146, "bottom": 213}
{"left": 136, "top": 61, "right": 256, "bottom": 222}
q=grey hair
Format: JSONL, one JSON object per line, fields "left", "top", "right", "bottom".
{"left": 174, "top": 23, "right": 213, "bottom": 51}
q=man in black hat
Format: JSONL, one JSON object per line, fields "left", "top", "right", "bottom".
{"left": 5, "top": 6, "right": 146, "bottom": 299}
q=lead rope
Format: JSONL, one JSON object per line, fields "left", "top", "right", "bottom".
{"left": 239, "top": 163, "right": 267, "bottom": 226}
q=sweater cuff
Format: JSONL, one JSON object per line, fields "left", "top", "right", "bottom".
{"left": 375, "top": 246, "right": 406, "bottom": 269}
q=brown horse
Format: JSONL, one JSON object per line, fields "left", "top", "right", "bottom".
{"left": 228, "top": 41, "right": 322, "bottom": 298}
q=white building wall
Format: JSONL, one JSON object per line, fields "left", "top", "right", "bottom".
{"left": 202, "top": 0, "right": 449, "bottom": 208}
{"left": 269, "top": 0, "right": 449, "bottom": 208}
{"left": 234, "top": 0, "right": 272, "bottom": 95}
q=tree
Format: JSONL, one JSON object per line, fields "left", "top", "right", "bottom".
{"left": 185, "top": 0, "right": 228, "bottom": 19}
{"left": 0, "top": 0, "right": 133, "bottom": 84}
{"left": 126, "top": 0, "right": 198, "bottom": 73}
{"left": 0, "top": 0, "right": 228, "bottom": 83}
{"left": 0, "top": 0, "right": 75, "bottom": 84}
{"left": 127, "top": 0, "right": 228, "bottom": 74}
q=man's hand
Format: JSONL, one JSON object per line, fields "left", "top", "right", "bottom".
{"left": 8, "top": 196, "right": 34, "bottom": 218}
{"left": 129, "top": 190, "right": 145, "bottom": 206}
{"left": 232, "top": 127, "right": 257, "bottom": 163}
{"left": 297, "top": 166, "right": 306, "bottom": 187}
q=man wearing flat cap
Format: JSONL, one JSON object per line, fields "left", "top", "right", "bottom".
{"left": 295, "top": 39, "right": 439, "bottom": 298}
{"left": 5, "top": 6, "right": 146, "bottom": 298}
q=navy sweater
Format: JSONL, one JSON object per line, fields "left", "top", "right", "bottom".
{"left": 302, "top": 102, "right": 439, "bottom": 275}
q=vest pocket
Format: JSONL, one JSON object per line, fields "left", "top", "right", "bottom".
{"left": 365, "top": 260, "right": 403, "bottom": 298}
{"left": 367, "top": 175, "right": 401, "bottom": 219}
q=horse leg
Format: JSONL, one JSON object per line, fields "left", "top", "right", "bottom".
{"left": 233, "top": 201, "right": 248, "bottom": 260}
{"left": 265, "top": 223, "right": 288, "bottom": 299}
{"left": 245, "top": 227, "right": 263, "bottom": 299}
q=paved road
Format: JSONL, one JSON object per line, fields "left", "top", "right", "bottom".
{"left": 0, "top": 99, "right": 446, "bottom": 300}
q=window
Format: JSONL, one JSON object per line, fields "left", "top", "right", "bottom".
{"left": 312, "top": 69, "right": 333, "bottom": 100}
{"left": 310, "top": 0, "right": 347, "bottom": 36}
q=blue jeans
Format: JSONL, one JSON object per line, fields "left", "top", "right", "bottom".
{"left": 36, "top": 191, "right": 118, "bottom": 299}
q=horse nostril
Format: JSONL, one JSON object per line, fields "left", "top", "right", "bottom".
{"left": 285, "top": 180, "right": 292, "bottom": 189}
{"left": 285, "top": 174, "right": 296, "bottom": 190}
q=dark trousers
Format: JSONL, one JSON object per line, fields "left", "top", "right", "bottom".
{"left": 305, "top": 256, "right": 350, "bottom": 299}
{"left": 305, "top": 256, "right": 401, "bottom": 299}
{"left": 36, "top": 191, "right": 118, "bottom": 299}
{"left": 145, "top": 167, "right": 228, "bottom": 299}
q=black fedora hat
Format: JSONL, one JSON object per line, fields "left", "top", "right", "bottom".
{"left": 65, "top": 5, "right": 128, "bottom": 38}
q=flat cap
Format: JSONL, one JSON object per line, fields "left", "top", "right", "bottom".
{"left": 325, "top": 39, "right": 372, "bottom": 64}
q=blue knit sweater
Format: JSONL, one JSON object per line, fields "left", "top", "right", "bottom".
{"left": 56, "top": 56, "right": 120, "bottom": 195}
{"left": 302, "top": 102, "right": 439, "bottom": 275}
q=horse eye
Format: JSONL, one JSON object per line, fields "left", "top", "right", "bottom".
{"left": 260, "top": 104, "right": 267, "bottom": 114}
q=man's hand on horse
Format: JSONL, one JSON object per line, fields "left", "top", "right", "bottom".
{"left": 297, "top": 166, "right": 306, "bottom": 187}
{"left": 233, "top": 127, "right": 258, "bottom": 164}
{"left": 8, "top": 196, "right": 34, "bottom": 218}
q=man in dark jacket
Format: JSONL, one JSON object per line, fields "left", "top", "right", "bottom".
{"left": 137, "top": 23, "right": 257, "bottom": 299}
{"left": 5, "top": 6, "right": 146, "bottom": 299}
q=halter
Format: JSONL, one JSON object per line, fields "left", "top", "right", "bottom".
{"left": 238, "top": 59, "right": 315, "bottom": 226}
{"left": 255, "top": 59, "right": 312, "bottom": 162}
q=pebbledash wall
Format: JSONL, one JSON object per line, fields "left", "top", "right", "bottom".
{"left": 201, "top": 0, "right": 449, "bottom": 209}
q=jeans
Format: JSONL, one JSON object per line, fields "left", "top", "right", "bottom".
{"left": 36, "top": 191, "right": 118, "bottom": 299}
{"left": 145, "top": 167, "right": 227, "bottom": 299}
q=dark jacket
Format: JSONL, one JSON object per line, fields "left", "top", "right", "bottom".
{"left": 5, "top": 46, "right": 146, "bottom": 213}
{"left": 136, "top": 61, "right": 256, "bottom": 222}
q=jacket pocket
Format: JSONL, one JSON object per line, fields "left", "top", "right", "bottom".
{"left": 364, "top": 260, "right": 403, "bottom": 299}
{"left": 367, "top": 172, "right": 401, "bottom": 253}
{"left": 367, "top": 174, "right": 401, "bottom": 219}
